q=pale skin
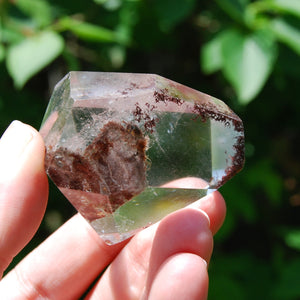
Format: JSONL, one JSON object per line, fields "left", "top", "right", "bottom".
{"left": 0, "top": 121, "right": 226, "bottom": 299}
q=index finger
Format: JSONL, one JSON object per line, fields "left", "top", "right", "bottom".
{"left": 0, "top": 121, "right": 48, "bottom": 277}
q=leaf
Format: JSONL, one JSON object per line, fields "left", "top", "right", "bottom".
{"left": 108, "top": 45, "right": 126, "bottom": 68}
{"left": 284, "top": 229, "right": 300, "bottom": 251}
{"left": 271, "top": 18, "right": 300, "bottom": 56}
{"left": 58, "top": 17, "right": 121, "bottom": 43}
{"left": 94, "top": 0, "right": 122, "bottom": 11}
{"left": 245, "top": 159, "right": 283, "bottom": 206}
{"left": 6, "top": 31, "right": 64, "bottom": 89}
{"left": 215, "top": 0, "right": 249, "bottom": 24}
{"left": 272, "top": 259, "right": 300, "bottom": 299}
{"left": 0, "top": 44, "right": 5, "bottom": 62}
{"left": 15, "top": 0, "right": 53, "bottom": 27}
{"left": 114, "top": 1, "right": 139, "bottom": 47}
{"left": 221, "top": 29, "right": 277, "bottom": 104}
{"left": 153, "top": 0, "right": 196, "bottom": 31}
{"left": 0, "top": 24, "right": 25, "bottom": 44}
{"left": 269, "top": 0, "right": 300, "bottom": 19}
{"left": 62, "top": 48, "right": 80, "bottom": 71}
{"left": 201, "top": 32, "right": 225, "bottom": 74}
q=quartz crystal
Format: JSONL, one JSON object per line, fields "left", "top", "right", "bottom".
{"left": 40, "top": 72, "right": 244, "bottom": 244}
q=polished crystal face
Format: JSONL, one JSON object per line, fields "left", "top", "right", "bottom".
{"left": 40, "top": 72, "right": 244, "bottom": 244}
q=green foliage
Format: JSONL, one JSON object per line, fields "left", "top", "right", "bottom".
{"left": 201, "top": 31, "right": 224, "bottom": 74}
{"left": 202, "top": 27, "right": 278, "bottom": 103}
{"left": 209, "top": 253, "right": 274, "bottom": 299}
{"left": 0, "top": 43, "right": 5, "bottom": 61}
{"left": 267, "top": 0, "right": 300, "bottom": 18}
{"left": 284, "top": 229, "right": 300, "bottom": 251}
{"left": 271, "top": 18, "right": 300, "bottom": 55}
{"left": 222, "top": 29, "right": 277, "bottom": 103}
{"left": 272, "top": 259, "right": 300, "bottom": 300}
{"left": 0, "top": 0, "right": 299, "bottom": 298}
{"left": 153, "top": 0, "right": 196, "bottom": 31}
{"left": 15, "top": 0, "right": 53, "bottom": 27}
{"left": 200, "top": 0, "right": 300, "bottom": 104}
{"left": 6, "top": 31, "right": 64, "bottom": 88}
{"left": 0, "top": 0, "right": 130, "bottom": 87}
{"left": 215, "top": 0, "right": 249, "bottom": 24}
{"left": 57, "top": 17, "right": 121, "bottom": 44}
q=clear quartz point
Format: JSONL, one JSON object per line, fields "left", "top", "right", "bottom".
{"left": 40, "top": 72, "right": 244, "bottom": 244}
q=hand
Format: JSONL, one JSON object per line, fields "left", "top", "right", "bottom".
{"left": 0, "top": 121, "right": 226, "bottom": 299}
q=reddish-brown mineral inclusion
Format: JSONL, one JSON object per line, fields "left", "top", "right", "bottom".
{"left": 46, "top": 121, "right": 148, "bottom": 221}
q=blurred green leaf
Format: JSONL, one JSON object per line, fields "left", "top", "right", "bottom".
{"left": 114, "top": 1, "right": 139, "bottom": 47}
{"left": 215, "top": 0, "right": 249, "bottom": 24}
{"left": 269, "top": 0, "right": 300, "bottom": 19}
{"left": 209, "top": 275, "right": 244, "bottom": 299}
{"left": 209, "top": 253, "right": 273, "bottom": 299}
{"left": 153, "top": 0, "right": 196, "bottom": 31}
{"left": 277, "top": 44, "right": 300, "bottom": 77}
{"left": 201, "top": 32, "right": 225, "bottom": 74}
{"left": 245, "top": 159, "right": 283, "bottom": 206}
{"left": 272, "top": 18, "right": 300, "bottom": 56}
{"left": 272, "top": 259, "right": 300, "bottom": 299}
{"left": 214, "top": 209, "right": 236, "bottom": 242}
{"left": 0, "top": 44, "right": 5, "bottom": 62}
{"left": 222, "top": 29, "right": 277, "bottom": 104}
{"left": 108, "top": 45, "right": 126, "bottom": 68}
{"left": 44, "top": 210, "right": 64, "bottom": 232}
{"left": 284, "top": 229, "right": 300, "bottom": 251}
{"left": 58, "top": 17, "right": 122, "bottom": 44}
{"left": 6, "top": 31, "right": 64, "bottom": 88}
{"left": 231, "top": 188, "right": 257, "bottom": 222}
{"left": 0, "top": 24, "right": 25, "bottom": 45}
{"left": 221, "top": 177, "right": 258, "bottom": 224}
{"left": 94, "top": 0, "right": 122, "bottom": 11}
{"left": 15, "top": 0, "right": 53, "bottom": 27}
{"left": 62, "top": 48, "right": 80, "bottom": 71}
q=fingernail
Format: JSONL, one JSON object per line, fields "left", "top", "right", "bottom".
{"left": 0, "top": 121, "right": 35, "bottom": 180}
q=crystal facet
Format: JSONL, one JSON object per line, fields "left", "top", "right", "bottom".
{"left": 40, "top": 72, "right": 244, "bottom": 244}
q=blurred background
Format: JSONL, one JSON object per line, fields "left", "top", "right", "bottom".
{"left": 0, "top": 0, "right": 299, "bottom": 298}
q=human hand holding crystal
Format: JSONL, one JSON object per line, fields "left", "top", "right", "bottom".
{"left": 0, "top": 121, "right": 226, "bottom": 299}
